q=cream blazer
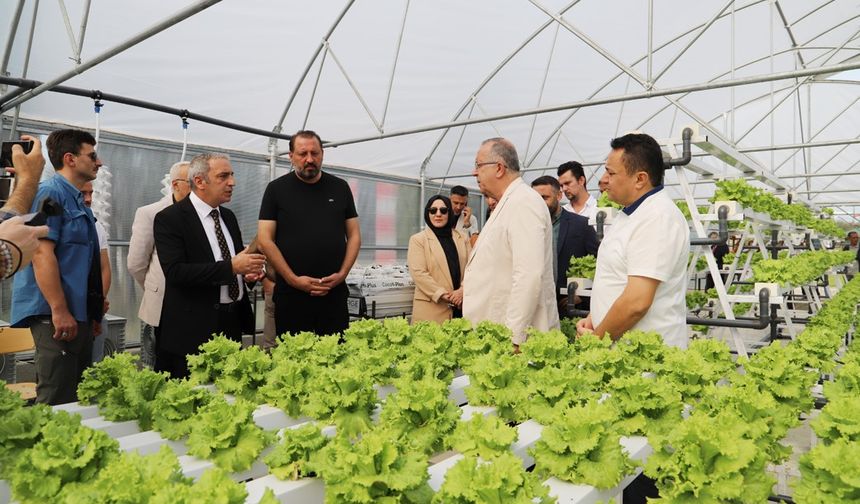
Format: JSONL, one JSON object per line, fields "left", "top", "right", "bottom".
{"left": 407, "top": 228, "right": 469, "bottom": 324}
{"left": 462, "top": 177, "right": 560, "bottom": 344}
{"left": 127, "top": 195, "right": 173, "bottom": 327}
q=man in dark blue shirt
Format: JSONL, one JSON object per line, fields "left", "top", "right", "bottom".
{"left": 11, "top": 129, "right": 104, "bottom": 405}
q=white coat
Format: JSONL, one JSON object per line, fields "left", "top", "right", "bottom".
{"left": 463, "top": 177, "right": 559, "bottom": 344}
{"left": 127, "top": 195, "right": 172, "bottom": 326}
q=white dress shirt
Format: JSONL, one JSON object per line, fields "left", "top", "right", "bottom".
{"left": 189, "top": 191, "right": 243, "bottom": 303}
{"left": 455, "top": 212, "right": 480, "bottom": 238}
{"left": 563, "top": 193, "right": 598, "bottom": 221}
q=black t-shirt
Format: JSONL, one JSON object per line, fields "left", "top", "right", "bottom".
{"left": 259, "top": 171, "right": 358, "bottom": 290}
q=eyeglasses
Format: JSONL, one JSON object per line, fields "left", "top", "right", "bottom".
{"left": 474, "top": 161, "right": 498, "bottom": 170}
{"left": 428, "top": 207, "right": 449, "bottom": 215}
{"left": 172, "top": 179, "right": 189, "bottom": 184}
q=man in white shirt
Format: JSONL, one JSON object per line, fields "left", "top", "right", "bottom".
{"left": 558, "top": 161, "right": 597, "bottom": 220}
{"left": 127, "top": 161, "right": 190, "bottom": 368}
{"left": 450, "top": 185, "right": 479, "bottom": 245}
{"left": 463, "top": 138, "right": 559, "bottom": 350}
{"left": 576, "top": 133, "right": 690, "bottom": 348}
{"left": 80, "top": 181, "right": 110, "bottom": 362}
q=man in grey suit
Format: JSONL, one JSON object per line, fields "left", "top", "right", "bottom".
{"left": 127, "top": 161, "right": 190, "bottom": 368}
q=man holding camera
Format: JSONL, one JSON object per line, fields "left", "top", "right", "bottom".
{"left": 0, "top": 135, "right": 50, "bottom": 279}
{"left": 11, "top": 129, "right": 104, "bottom": 405}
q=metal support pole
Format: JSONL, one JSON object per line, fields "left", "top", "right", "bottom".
{"left": 323, "top": 60, "right": 860, "bottom": 148}
{"left": 75, "top": 0, "right": 93, "bottom": 64}
{"left": 686, "top": 289, "right": 771, "bottom": 329}
{"left": 595, "top": 210, "right": 606, "bottom": 243}
{"left": 419, "top": 158, "right": 429, "bottom": 230}
{"left": 8, "top": 0, "right": 39, "bottom": 140}
{"left": 274, "top": 0, "right": 356, "bottom": 130}
{"left": 646, "top": 0, "right": 653, "bottom": 86}
{"left": 0, "top": 76, "right": 295, "bottom": 141}
{"left": 565, "top": 282, "right": 590, "bottom": 319}
{"left": 380, "top": 0, "right": 410, "bottom": 129}
{"left": 0, "top": 0, "right": 224, "bottom": 112}
{"left": 769, "top": 229, "right": 779, "bottom": 342}
{"left": 0, "top": 0, "right": 26, "bottom": 83}
{"left": 267, "top": 135, "right": 279, "bottom": 182}
{"left": 690, "top": 205, "right": 730, "bottom": 246}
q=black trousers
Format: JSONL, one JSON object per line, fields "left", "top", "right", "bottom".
{"left": 273, "top": 287, "right": 349, "bottom": 338}
{"left": 155, "top": 307, "right": 242, "bottom": 379}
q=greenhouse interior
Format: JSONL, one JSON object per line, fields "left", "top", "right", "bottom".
{"left": 1, "top": 0, "right": 860, "bottom": 502}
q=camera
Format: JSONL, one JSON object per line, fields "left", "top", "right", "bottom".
{"left": 20, "top": 198, "right": 63, "bottom": 226}
{"left": 0, "top": 140, "right": 35, "bottom": 206}
{"left": 0, "top": 140, "right": 34, "bottom": 169}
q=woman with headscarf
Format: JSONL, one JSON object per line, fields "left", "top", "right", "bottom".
{"left": 407, "top": 195, "right": 470, "bottom": 323}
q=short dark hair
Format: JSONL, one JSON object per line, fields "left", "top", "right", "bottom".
{"left": 289, "top": 130, "right": 323, "bottom": 152}
{"left": 609, "top": 133, "right": 665, "bottom": 187}
{"left": 450, "top": 185, "right": 469, "bottom": 197}
{"left": 848, "top": 231, "right": 858, "bottom": 238}
{"left": 531, "top": 175, "right": 560, "bottom": 192}
{"left": 557, "top": 161, "right": 585, "bottom": 181}
{"left": 481, "top": 138, "right": 521, "bottom": 172}
{"left": 46, "top": 129, "right": 96, "bottom": 170}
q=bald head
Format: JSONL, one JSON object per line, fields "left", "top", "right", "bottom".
{"left": 473, "top": 137, "right": 522, "bottom": 200}
{"left": 480, "top": 137, "right": 520, "bottom": 173}
{"left": 169, "top": 161, "right": 191, "bottom": 201}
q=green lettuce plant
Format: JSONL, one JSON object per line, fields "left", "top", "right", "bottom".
{"left": 303, "top": 363, "right": 377, "bottom": 438}
{"left": 264, "top": 423, "right": 329, "bottom": 480}
{"left": 312, "top": 428, "right": 434, "bottom": 504}
{"left": 378, "top": 377, "right": 460, "bottom": 455}
{"left": 446, "top": 413, "right": 518, "bottom": 459}
{"left": 151, "top": 379, "right": 215, "bottom": 440}
{"left": 9, "top": 411, "right": 119, "bottom": 504}
{"left": 187, "top": 335, "right": 242, "bottom": 384}
{"left": 186, "top": 398, "right": 272, "bottom": 472}
{"left": 215, "top": 345, "right": 274, "bottom": 402}
{"left": 257, "top": 358, "right": 315, "bottom": 418}
{"left": 531, "top": 401, "right": 634, "bottom": 489}
{"left": 464, "top": 351, "right": 530, "bottom": 422}
{"left": 644, "top": 411, "right": 774, "bottom": 503}
{"left": 432, "top": 452, "right": 555, "bottom": 504}
{"left": 567, "top": 255, "right": 597, "bottom": 280}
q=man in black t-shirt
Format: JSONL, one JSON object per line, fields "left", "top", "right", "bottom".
{"left": 257, "top": 130, "right": 361, "bottom": 337}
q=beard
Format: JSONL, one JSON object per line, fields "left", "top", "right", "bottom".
{"left": 296, "top": 164, "right": 320, "bottom": 181}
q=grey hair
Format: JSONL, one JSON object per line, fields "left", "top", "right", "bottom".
{"left": 481, "top": 137, "right": 521, "bottom": 172}
{"left": 168, "top": 161, "right": 190, "bottom": 181}
{"left": 188, "top": 153, "right": 229, "bottom": 184}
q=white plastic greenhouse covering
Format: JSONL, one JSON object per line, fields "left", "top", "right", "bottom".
{"left": 2, "top": 0, "right": 859, "bottom": 211}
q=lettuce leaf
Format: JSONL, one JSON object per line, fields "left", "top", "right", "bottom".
{"left": 151, "top": 379, "right": 215, "bottom": 440}
{"left": 432, "top": 452, "right": 555, "bottom": 504}
{"left": 312, "top": 428, "right": 433, "bottom": 504}
{"left": 186, "top": 399, "right": 272, "bottom": 472}
{"left": 531, "top": 401, "right": 633, "bottom": 489}
{"left": 264, "top": 423, "right": 328, "bottom": 480}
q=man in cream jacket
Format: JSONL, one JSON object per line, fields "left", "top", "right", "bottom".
{"left": 127, "top": 161, "right": 190, "bottom": 367}
{"left": 463, "top": 138, "right": 559, "bottom": 349}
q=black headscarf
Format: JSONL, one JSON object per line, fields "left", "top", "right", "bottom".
{"left": 424, "top": 195, "right": 462, "bottom": 293}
